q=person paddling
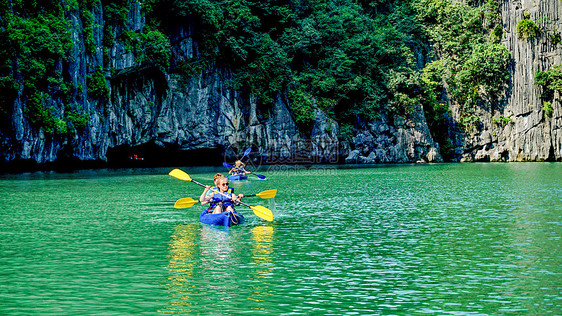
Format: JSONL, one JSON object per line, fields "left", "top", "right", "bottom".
{"left": 200, "top": 173, "right": 243, "bottom": 214}
{"left": 228, "top": 160, "right": 248, "bottom": 176}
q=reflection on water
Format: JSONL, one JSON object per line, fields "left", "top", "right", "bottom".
{"left": 0, "top": 164, "right": 559, "bottom": 314}
{"left": 161, "top": 223, "right": 277, "bottom": 314}
{"left": 161, "top": 223, "right": 198, "bottom": 314}
{"left": 198, "top": 225, "right": 240, "bottom": 308}
{"left": 162, "top": 223, "right": 240, "bottom": 314}
{"left": 249, "top": 226, "right": 274, "bottom": 304}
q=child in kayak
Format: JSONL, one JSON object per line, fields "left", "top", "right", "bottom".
{"left": 200, "top": 173, "right": 243, "bottom": 214}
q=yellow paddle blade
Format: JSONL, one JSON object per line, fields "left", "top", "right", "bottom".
{"left": 169, "top": 169, "right": 192, "bottom": 182}
{"left": 174, "top": 197, "right": 198, "bottom": 209}
{"left": 255, "top": 189, "right": 277, "bottom": 199}
{"left": 250, "top": 205, "right": 273, "bottom": 222}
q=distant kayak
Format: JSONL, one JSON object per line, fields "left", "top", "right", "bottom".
{"left": 199, "top": 208, "right": 245, "bottom": 226}
{"left": 228, "top": 174, "right": 248, "bottom": 181}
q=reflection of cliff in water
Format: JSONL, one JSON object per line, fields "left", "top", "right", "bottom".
{"left": 249, "top": 225, "right": 274, "bottom": 305}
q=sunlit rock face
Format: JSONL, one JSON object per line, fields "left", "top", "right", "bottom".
{"left": 2, "top": 0, "right": 560, "bottom": 170}
{"left": 451, "top": 0, "right": 562, "bottom": 162}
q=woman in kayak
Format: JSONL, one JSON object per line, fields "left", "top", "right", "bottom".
{"left": 229, "top": 160, "right": 248, "bottom": 176}
{"left": 200, "top": 173, "right": 243, "bottom": 214}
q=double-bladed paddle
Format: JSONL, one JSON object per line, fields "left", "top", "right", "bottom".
{"left": 173, "top": 189, "right": 277, "bottom": 209}
{"left": 168, "top": 169, "right": 273, "bottom": 221}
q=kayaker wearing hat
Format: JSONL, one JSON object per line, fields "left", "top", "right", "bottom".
{"left": 200, "top": 173, "right": 243, "bottom": 214}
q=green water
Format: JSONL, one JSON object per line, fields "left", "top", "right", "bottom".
{"left": 0, "top": 163, "right": 560, "bottom": 315}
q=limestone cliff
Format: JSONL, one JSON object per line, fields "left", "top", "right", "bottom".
{"left": 1, "top": 2, "right": 340, "bottom": 170}
{"left": 1, "top": 0, "right": 560, "bottom": 172}
{"left": 445, "top": 0, "right": 562, "bottom": 162}
{"left": 348, "top": 0, "right": 562, "bottom": 163}
{"left": 0, "top": 0, "right": 434, "bottom": 170}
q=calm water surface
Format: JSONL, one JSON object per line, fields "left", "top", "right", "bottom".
{"left": 0, "top": 163, "right": 560, "bottom": 315}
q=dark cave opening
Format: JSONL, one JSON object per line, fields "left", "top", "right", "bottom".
{"left": 105, "top": 143, "right": 225, "bottom": 168}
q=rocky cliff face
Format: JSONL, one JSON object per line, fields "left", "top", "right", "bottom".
{"left": 1, "top": 0, "right": 560, "bottom": 171}
{"left": 349, "top": 0, "right": 562, "bottom": 163}
{"left": 1, "top": 0, "right": 435, "bottom": 170}
{"left": 446, "top": 0, "right": 562, "bottom": 162}
{"left": 1, "top": 2, "right": 341, "bottom": 170}
{"left": 345, "top": 104, "right": 442, "bottom": 164}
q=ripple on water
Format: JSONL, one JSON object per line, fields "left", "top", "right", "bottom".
{"left": 1, "top": 164, "right": 560, "bottom": 314}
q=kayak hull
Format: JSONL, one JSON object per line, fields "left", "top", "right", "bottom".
{"left": 199, "top": 208, "right": 245, "bottom": 226}
{"left": 228, "top": 174, "right": 248, "bottom": 181}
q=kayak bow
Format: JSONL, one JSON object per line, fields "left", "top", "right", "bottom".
{"left": 199, "top": 208, "right": 245, "bottom": 226}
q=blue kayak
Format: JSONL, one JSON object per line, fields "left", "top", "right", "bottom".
{"left": 199, "top": 208, "right": 245, "bottom": 226}
{"left": 228, "top": 174, "right": 248, "bottom": 181}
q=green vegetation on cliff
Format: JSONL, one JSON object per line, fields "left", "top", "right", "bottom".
{"left": 142, "top": 0, "right": 511, "bottom": 144}
{"left": 144, "top": 0, "right": 426, "bottom": 129}
{"left": 535, "top": 64, "right": 562, "bottom": 118}
{"left": 414, "top": 0, "right": 510, "bottom": 157}
{"left": 0, "top": 0, "right": 71, "bottom": 132}
{"left": 0, "top": 0, "right": 511, "bottom": 145}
